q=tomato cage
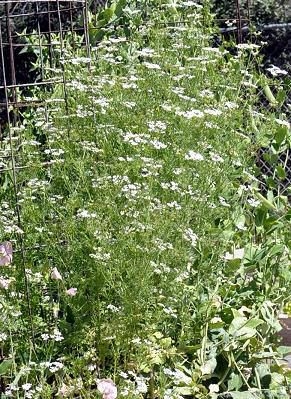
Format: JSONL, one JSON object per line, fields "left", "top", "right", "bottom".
{"left": 0, "top": 1, "right": 93, "bottom": 263}
{"left": 0, "top": 0, "right": 92, "bottom": 129}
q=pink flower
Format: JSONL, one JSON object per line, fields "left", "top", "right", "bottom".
{"left": 0, "top": 277, "right": 13, "bottom": 290}
{"left": 66, "top": 287, "right": 77, "bottom": 296}
{"left": 97, "top": 379, "right": 117, "bottom": 399}
{"left": 57, "top": 383, "right": 72, "bottom": 397}
{"left": 0, "top": 241, "right": 12, "bottom": 266}
{"left": 51, "top": 267, "right": 62, "bottom": 281}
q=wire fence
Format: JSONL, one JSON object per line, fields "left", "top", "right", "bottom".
{"left": 0, "top": 0, "right": 92, "bottom": 276}
{"left": 218, "top": 1, "right": 291, "bottom": 198}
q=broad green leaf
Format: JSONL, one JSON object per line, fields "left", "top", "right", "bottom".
{"left": 255, "top": 363, "right": 271, "bottom": 388}
{"left": 267, "top": 243, "right": 284, "bottom": 258}
{"left": 227, "top": 391, "right": 260, "bottom": 399}
{"left": 260, "top": 302, "right": 282, "bottom": 331}
{"left": 115, "top": 0, "right": 127, "bottom": 18}
{"left": 229, "top": 317, "right": 259, "bottom": 340}
{"left": 96, "top": 18, "right": 109, "bottom": 28}
{"left": 231, "top": 309, "right": 244, "bottom": 319}
{"left": 140, "top": 363, "right": 151, "bottom": 373}
{"left": 229, "top": 316, "right": 247, "bottom": 334}
{"left": 227, "top": 373, "right": 243, "bottom": 391}
{"left": 275, "top": 126, "right": 287, "bottom": 145}
{"left": 263, "top": 152, "right": 277, "bottom": 164}
{"left": 98, "top": 8, "right": 114, "bottom": 22}
{"left": 235, "top": 327, "right": 257, "bottom": 340}
{"left": 244, "top": 318, "right": 264, "bottom": 329}
{"left": 270, "top": 371, "right": 286, "bottom": 384}
{"left": 277, "top": 346, "right": 291, "bottom": 355}
{"left": 234, "top": 214, "right": 246, "bottom": 230}
{"left": 228, "top": 373, "right": 243, "bottom": 391}
{"left": 255, "top": 207, "right": 267, "bottom": 227}
{"left": 209, "top": 320, "right": 224, "bottom": 329}
{"left": 265, "top": 176, "right": 277, "bottom": 190}
{"left": 276, "top": 165, "right": 286, "bottom": 180}
{"left": 276, "top": 89, "right": 286, "bottom": 105}
{"left": 19, "top": 46, "right": 29, "bottom": 55}
{"left": 0, "top": 359, "right": 13, "bottom": 376}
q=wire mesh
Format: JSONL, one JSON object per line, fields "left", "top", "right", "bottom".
{"left": 0, "top": 2, "right": 92, "bottom": 346}
{"left": 218, "top": 0, "right": 291, "bottom": 198}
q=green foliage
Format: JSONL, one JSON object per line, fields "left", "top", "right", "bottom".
{"left": 211, "top": 0, "right": 290, "bottom": 25}
{"left": 0, "top": 1, "right": 291, "bottom": 398}
{"left": 88, "top": 0, "right": 129, "bottom": 43}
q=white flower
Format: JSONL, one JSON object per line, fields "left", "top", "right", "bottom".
{"left": 147, "top": 120, "right": 167, "bottom": 132}
{"left": 209, "top": 152, "right": 223, "bottom": 163}
{"left": 97, "top": 379, "right": 117, "bottom": 399}
{"left": 275, "top": 118, "right": 290, "bottom": 128}
{"left": 224, "top": 248, "right": 244, "bottom": 260}
{"left": 136, "top": 48, "right": 156, "bottom": 57}
{"left": 185, "top": 151, "right": 204, "bottom": 161}
{"left": 122, "top": 82, "right": 138, "bottom": 89}
{"left": 237, "top": 43, "right": 260, "bottom": 51}
{"left": 107, "top": 304, "right": 120, "bottom": 312}
{"left": 51, "top": 267, "right": 62, "bottom": 281}
{"left": 176, "top": 109, "right": 204, "bottom": 119}
{"left": 49, "top": 361, "right": 64, "bottom": 373}
{"left": 136, "top": 376, "right": 148, "bottom": 394}
{"left": 143, "top": 62, "right": 161, "bottom": 70}
{"left": 204, "top": 108, "right": 222, "bottom": 116}
{"left": 44, "top": 148, "right": 64, "bottom": 157}
{"left": 224, "top": 101, "right": 238, "bottom": 110}
{"left": 50, "top": 329, "right": 64, "bottom": 342}
{"left": 266, "top": 65, "right": 288, "bottom": 77}
{"left": 247, "top": 198, "right": 260, "bottom": 208}
{"left": 183, "top": 228, "right": 198, "bottom": 247}
{"left": 150, "top": 139, "right": 167, "bottom": 149}
{"left": 0, "top": 333, "right": 7, "bottom": 342}
{"left": 209, "top": 384, "right": 219, "bottom": 393}
{"left": 66, "top": 287, "right": 77, "bottom": 296}
{"left": 22, "top": 383, "right": 32, "bottom": 391}
{"left": 172, "top": 369, "right": 191, "bottom": 384}
{"left": 182, "top": 1, "right": 202, "bottom": 8}
{"left": 167, "top": 201, "right": 181, "bottom": 210}
{"left": 124, "top": 101, "right": 136, "bottom": 109}
{"left": 76, "top": 209, "right": 97, "bottom": 219}
{"left": 219, "top": 196, "right": 230, "bottom": 207}
{"left": 70, "top": 57, "right": 91, "bottom": 65}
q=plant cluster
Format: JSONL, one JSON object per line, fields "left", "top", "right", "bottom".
{"left": 0, "top": 1, "right": 291, "bottom": 398}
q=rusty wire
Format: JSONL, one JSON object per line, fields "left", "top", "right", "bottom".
{"left": 0, "top": 0, "right": 90, "bottom": 348}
